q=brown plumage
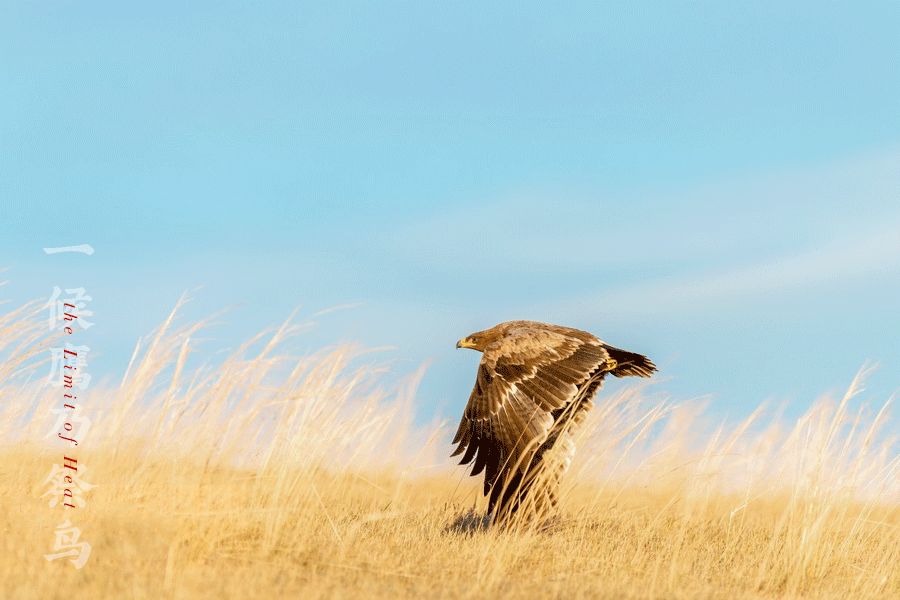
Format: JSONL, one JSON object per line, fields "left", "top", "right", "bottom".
{"left": 453, "top": 320, "right": 656, "bottom": 526}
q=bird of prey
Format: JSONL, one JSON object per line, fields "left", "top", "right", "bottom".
{"left": 453, "top": 320, "right": 656, "bottom": 526}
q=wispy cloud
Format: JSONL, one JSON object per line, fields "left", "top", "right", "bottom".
{"left": 559, "top": 223, "right": 900, "bottom": 315}
{"left": 389, "top": 147, "right": 900, "bottom": 278}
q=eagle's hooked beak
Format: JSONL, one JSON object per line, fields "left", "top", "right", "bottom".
{"left": 456, "top": 337, "right": 477, "bottom": 350}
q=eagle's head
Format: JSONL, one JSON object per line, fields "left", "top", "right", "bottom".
{"left": 456, "top": 322, "right": 518, "bottom": 352}
{"left": 455, "top": 334, "right": 486, "bottom": 352}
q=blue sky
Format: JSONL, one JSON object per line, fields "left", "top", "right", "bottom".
{"left": 2, "top": 2, "right": 898, "bottom": 423}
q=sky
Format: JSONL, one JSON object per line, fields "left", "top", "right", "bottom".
{"left": 2, "top": 2, "right": 899, "bottom": 425}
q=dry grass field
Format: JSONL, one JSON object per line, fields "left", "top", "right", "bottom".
{"left": 1, "top": 299, "right": 897, "bottom": 599}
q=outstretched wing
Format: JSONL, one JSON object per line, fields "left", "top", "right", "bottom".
{"left": 451, "top": 325, "right": 613, "bottom": 495}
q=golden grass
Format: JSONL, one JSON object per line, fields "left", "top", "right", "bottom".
{"left": 1, "top": 300, "right": 897, "bottom": 599}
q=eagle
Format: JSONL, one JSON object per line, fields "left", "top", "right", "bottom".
{"left": 453, "top": 320, "right": 656, "bottom": 526}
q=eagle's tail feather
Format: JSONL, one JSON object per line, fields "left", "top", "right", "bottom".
{"left": 603, "top": 345, "right": 657, "bottom": 378}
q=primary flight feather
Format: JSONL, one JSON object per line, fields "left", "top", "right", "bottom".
{"left": 453, "top": 320, "right": 656, "bottom": 525}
